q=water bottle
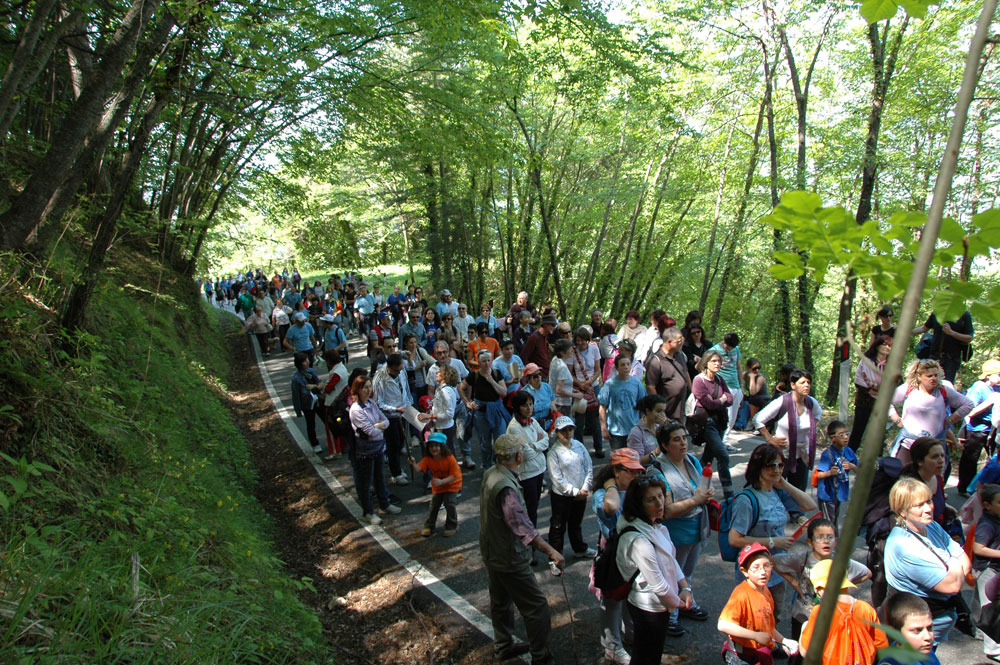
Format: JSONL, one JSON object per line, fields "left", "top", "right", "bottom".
{"left": 701, "top": 463, "right": 713, "bottom": 492}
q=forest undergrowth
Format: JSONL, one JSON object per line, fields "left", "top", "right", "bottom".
{"left": 0, "top": 247, "right": 328, "bottom": 664}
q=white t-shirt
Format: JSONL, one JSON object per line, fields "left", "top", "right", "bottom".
{"left": 566, "top": 343, "right": 602, "bottom": 387}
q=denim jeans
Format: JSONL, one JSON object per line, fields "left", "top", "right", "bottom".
{"left": 574, "top": 408, "right": 604, "bottom": 455}
{"left": 472, "top": 401, "right": 504, "bottom": 468}
{"left": 425, "top": 491, "right": 458, "bottom": 531}
{"left": 699, "top": 418, "right": 732, "bottom": 494}
{"left": 354, "top": 452, "right": 390, "bottom": 516}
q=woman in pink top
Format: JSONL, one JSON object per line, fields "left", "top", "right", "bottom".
{"left": 888, "top": 359, "right": 972, "bottom": 465}
{"left": 849, "top": 334, "right": 892, "bottom": 452}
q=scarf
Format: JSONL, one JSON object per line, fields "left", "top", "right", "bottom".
{"left": 784, "top": 392, "right": 817, "bottom": 474}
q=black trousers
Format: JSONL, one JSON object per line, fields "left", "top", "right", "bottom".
{"left": 959, "top": 429, "right": 989, "bottom": 493}
{"left": 626, "top": 603, "right": 667, "bottom": 665}
{"left": 548, "top": 492, "right": 588, "bottom": 555}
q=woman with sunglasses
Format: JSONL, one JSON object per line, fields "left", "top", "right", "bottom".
{"left": 728, "top": 444, "right": 817, "bottom": 625}
{"left": 522, "top": 363, "right": 555, "bottom": 429}
{"left": 649, "top": 422, "right": 714, "bottom": 636}
{"left": 682, "top": 324, "right": 711, "bottom": 380}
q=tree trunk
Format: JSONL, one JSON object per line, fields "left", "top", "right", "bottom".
{"left": 824, "top": 18, "right": 908, "bottom": 403}
{"left": 0, "top": 0, "right": 161, "bottom": 250}
{"left": 0, "top": 0, "right": 60, "bottom": 139}
{"left": 699, "top": 123, "right": 736, "bottom": 313}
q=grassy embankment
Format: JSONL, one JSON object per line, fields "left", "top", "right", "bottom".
{"left": 0, "top": 251, "right": 328, "bottom": 663}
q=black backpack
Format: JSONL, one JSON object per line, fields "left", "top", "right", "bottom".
{"left": 861, "top": 456, "right": 904, "bottom": 546}
{"left": 592, "top": 525, "right": 639, "bottom": 601}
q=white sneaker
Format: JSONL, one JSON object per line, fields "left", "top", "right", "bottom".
{"left": 362, "top": 513, "right": 382, "bottom": 525}
{"left": 312, "top": 445, "right": 325, "bottom": 454}
{"left": 604, "top": 646, "right": 630, "bottom": 664}
{"left": 574, "top": 547, "right": 598, "bottom": 559}
{"left": 377, "top": 504, "right": 401, "bottom": 515}
{"left": 391, "top": 473, "right": 409, "bottom": 486}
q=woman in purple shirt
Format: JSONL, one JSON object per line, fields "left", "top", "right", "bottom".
{"left": 692, "top": 350, "right": 734, "bottom": 498}
{"left": 349, "top": 375, "right": 401, "bottom": 525}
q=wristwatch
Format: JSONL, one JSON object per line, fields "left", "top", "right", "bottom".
{"left": 768, "top": 536, "right": 774, "bottom": 549}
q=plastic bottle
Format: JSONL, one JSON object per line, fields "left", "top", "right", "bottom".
{"left": 701, "top": 464, "right": 713, "bottom": 492}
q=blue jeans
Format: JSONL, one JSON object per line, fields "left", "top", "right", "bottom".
{"left": 354, "top": 452, "right": 390, "bottom": 516}
{"left": 473, "top": 401, "right": 504, "bottom": 468}
{"left": 700, "top": 418, "right": 732, "bottom": 494}
{"left": 932, "top": 608, "right": 956, "bottom": 643}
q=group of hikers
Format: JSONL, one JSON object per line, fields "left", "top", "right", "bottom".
{"left": 202, "top": 267, "right": 998, "bottom": 665}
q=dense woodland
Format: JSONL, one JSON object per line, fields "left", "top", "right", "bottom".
{"left": 1, "top": 0, "right": 999, "bottom": 395}
{"left": 1, "top": 0, "right": 1000, "bottom": 660}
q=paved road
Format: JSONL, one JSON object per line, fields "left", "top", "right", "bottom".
{"left": 243, "top": 322, "right": 989, "bottom": 665}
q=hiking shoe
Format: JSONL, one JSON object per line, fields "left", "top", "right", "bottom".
{"left": 679, "top": 604, "right": 709, "bottom": 621}
{"left": 362, "top": 513, "right": 381, "bottom": 525}
{"left": 496, "top": 642, "right": 530, "bottom": 660}
{"left": 725, "top": 443, "right": 738, "bottom": 453}
{"left": 420, "top": 527, "right": 432, "bottom": 537}
{"left": 376, "top": 504, "right": 401, "bottom": 516}
{"left": 604, "top": 646, "right": 630, "bottom": 664}
{"left": 666, "top": 619, "right": 686, "bottom": 637}
{"left": 442, "top": 528, "right": 456, "bottom": 537}
{"left": 390, "top": 473, "right": 409, "bottom": 486}
{"left": 573, "top": 547, "right": 598, "bottom": 559}
{"left": 463, "top": 456, "right": 476, "bottom": 469}
{"left": 312, "top": 445, "right": 325, "bottom": 454}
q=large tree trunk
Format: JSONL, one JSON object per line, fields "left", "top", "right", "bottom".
{"left": 0, "top": 0, "right": 60, "bottom": 139}
{"left": 698, "top": 123, "right": 736, "bottom": 313}
{"left": 824, "top": 18, "right": 908, "bottom": 403}
{"left": 0, "top": 0, "right": 162, "bottom": 250}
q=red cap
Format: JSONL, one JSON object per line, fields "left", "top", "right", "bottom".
{"left": 418, "top": 395, "right": 433, "bottom": 411}
{"left": 738, "top": 542, "right": 771, "bottom": 568}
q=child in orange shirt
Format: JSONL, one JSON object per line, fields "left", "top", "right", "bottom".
{"left": 408, "top": 432, "right": 462, "bottom": 537}
{"left": 798, "top": 559, "right": 887, "bottom": 665}
{"left": 718, "top": 543, "right": 796, "bottom": 665}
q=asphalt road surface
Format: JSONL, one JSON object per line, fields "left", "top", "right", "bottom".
{"left": 245, "top": 323, "right": 989, "bottom": 665}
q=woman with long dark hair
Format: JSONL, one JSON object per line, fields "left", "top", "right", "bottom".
{"left": 849, "top": 334, "right": 891, "bottom": 452}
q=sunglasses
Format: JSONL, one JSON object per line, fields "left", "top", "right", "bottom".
{"left": 765, "top": 462, "right": 785, "bottom": 471}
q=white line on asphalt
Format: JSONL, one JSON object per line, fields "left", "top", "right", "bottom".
{"left": 247, "top": 333, "right": 498, "bottom": 643}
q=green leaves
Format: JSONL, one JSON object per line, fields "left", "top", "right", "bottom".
{"left": 765, "top": 191, "right": 1000, "bottom": 325}
{"left": 860, "top": 0, "right": 938, "bottom": 23}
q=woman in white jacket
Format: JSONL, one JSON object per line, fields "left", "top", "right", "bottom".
{"left": 547, "top": 415, "right": 594, "bottom": 558}
{"left": 616, "top": 474, "right": 694, "bottom": 665}
{"left": 506, "top": 390, "right": 549, "bottom": 527}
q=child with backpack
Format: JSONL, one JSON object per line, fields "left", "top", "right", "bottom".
{"left": 774, "top": 518, "right": 873, "bottom": 664}
{"left": 797, "top": 559, "right": 888, "bottom": 665}
{"left": 718, "top": 542, "right": 796, "bottom": 665}
{"left": 407, "top": 432, "right": 461, "bottom": 537}
{"left": 815, "top": 420, "right": 859, "bottom": 528}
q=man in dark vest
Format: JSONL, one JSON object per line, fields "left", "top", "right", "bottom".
{"left": 645, "top": 326, "right": 690, "bottom": 423}
{"left": 480, "top": 434, "right": 564, "bottom": 664}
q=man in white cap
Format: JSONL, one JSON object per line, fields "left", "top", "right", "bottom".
{"left": 283, "top": 311, "right": 318, "bottom": 364}
{"left": 320, "top": 313, "right": 347, "bottom": 360}
{"left": 435, "top": 288, "right": 459, "bottom": 319}
{"left": 480, "top": 433, "right": 563, "bottom": 664}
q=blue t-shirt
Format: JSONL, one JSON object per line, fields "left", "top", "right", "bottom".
{"left": 878, "top": 651, "right": 940, "bottom": 665}
{"left": 885, "top": 521, "right": 963, "bottom": 601}
{"left": 524, "top": 382, "right": 555, "bottom": 420}
{"left": 967, "top": 379, "right": 999, "bottom": 432}
{"left": 285, "top": 322, "right": 315, "bottom": 352}
{"left": 493, "top": 355, "right": 525, "bottom": 393}
{"left": 323, "top": 325, "right": 346, "bottom": 351}
{"left": 476, "top": 315, "right": 498, "bottom": 336}
{"left": 356, "top": 294, "right": 375, "bottom": 315}
{"left": 597, "top": 375, "right": 646, "bottom": 436}
{"left": 816, "top": 445, "right": 858, "bottom": 503}
{"left": 651, "top": 453, "right": 704, "bottom": 545}
{"left": 730, "top": 486, "right": 789, "bottom": 587}
{"left": 592, "top": 488, "right": 624, "bottom": 541}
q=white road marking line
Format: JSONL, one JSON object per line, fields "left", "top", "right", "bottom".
{"left": 248, "top": 336, "right": 497, "bottom": 641}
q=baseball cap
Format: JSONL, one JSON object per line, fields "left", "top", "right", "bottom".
{"left": 554, "top": 415, "right": 575, "bottom": 431}
{"left": 427, "top": 432, "right": 447, "bottom": 445}
{"left": 493, "top": 433, "right": 524, "bottom": 456}
{"left": 610, "top": 448, "right": 644, "bottom": 472}
{"left": 737, "top": 542, "right": 771, "bottom": 568}
{"left": 541, "top": 315, "right": 558, "bottom": 327}
{"left": 440, "top": 289, "right": 452, "bottom": 296}
{"left": 522, "top": 363, "right": 541, "bottom": 377}
{"left": 320, "top": 314, "right": 335, "bottom": 322}
{"left": 809, "top": 558, "right": 856, "bottom": 591}
{"left": 293, "top": 311, "right": 308, "bottom": 322}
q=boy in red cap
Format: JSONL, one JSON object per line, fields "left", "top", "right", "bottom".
{"left": 718, "top": 543, "right": 794, "bottom": 665}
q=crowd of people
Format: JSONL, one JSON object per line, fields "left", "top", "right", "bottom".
{"left": 201, "top": 267, "right": 999, "bottom": 665}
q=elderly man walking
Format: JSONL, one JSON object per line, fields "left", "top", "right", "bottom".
{"left": 480, "top": 434, "right": 564, "bottom": 664}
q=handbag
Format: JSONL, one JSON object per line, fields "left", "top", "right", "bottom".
{"left": 721, "top": 638, "right": 750, "bottom": 665}
{"left": 572, "top": 346, "right": 600, "bottom": 411}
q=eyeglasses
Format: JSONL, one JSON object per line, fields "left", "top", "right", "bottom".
{"left": 746, "top": 563, "right": 773, "bottom": 573}
{"left": 831, "top": 431, "right": 850, "bottom": 438}
{"left": 765, "top": 462, "right": 784, "bottom": 471}
{"left": 811, "top": 535, "right": 836, "bottom": 543}
{"left": 528, "top": 375, "right": 541, "bottom": 380}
